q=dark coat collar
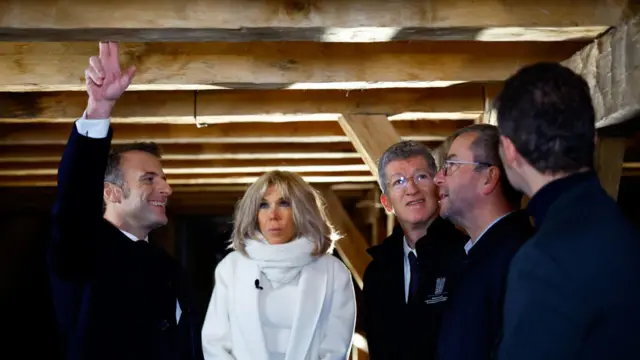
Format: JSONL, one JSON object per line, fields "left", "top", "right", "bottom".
{"left": 466, "top": 210, "right": 533, "bottom": 259}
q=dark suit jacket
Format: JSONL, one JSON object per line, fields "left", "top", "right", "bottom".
{"left": 362, "top": 217, "right": 468, "bottom": 360}
{"left": 437, "top": 210, "right": 534, "bottom": 360}
{"left": 47, "top": 124, "right": 204, "bottom": 360}
{"left": 497, "top": 172, "right": 640, "bottom": 360}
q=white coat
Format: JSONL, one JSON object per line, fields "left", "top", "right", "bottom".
{"left": 201, "top": 251, "right": 357, "bottom": 360}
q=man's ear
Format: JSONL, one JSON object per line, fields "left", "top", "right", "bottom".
{"left": 103, "top": 182, "right": 122, "bottom": 204}
{"left": 481, "top": 166, "right": 501, "bottom": 195}
{"left": 380, "top": 193, "right": 394, "bottom": 214}
{"left": 500, "top": 135, "right": 518, "bottom": 167}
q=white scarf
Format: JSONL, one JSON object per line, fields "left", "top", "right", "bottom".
{"left": 244, "top": 233, "right": 315, "bottom": 288}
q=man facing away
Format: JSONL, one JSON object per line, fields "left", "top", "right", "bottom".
{"left": 433, "top": 124, "right": 534, "bottom": 360}
{"left": 495, "top": 62, "right": 640, "bottom": 360}
{"left": 47, "top": 42, "right": 203, "bottom": 360}
{"left": 362, "top": 141, "right": 468, "bottom": 360}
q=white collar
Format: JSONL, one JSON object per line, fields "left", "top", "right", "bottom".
{"left": 119, "top": 229, "right": 148, "bottom": 242}
{"left": 403, "top": 236, "right": 417, "bottom": 258}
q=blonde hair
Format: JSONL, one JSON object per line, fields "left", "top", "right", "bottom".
{"left": 230, "top": 170, "right": 340, "bottom": 256}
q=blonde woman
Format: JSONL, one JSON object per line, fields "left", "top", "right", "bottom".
{"left": 201, "top": 170, "right": 357, "bottom": 360}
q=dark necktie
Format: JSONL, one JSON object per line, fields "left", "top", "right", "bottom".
{"left": 408, "top": 251, "right": 420, "bottom": 304}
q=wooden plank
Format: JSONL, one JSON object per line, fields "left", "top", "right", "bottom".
{"left": 338, "top": 114, "right": 402, "bottom": 179}
{"left": 0, "top": 0, "right": 624, "bottom": 42}
{"left": 196, "top": 84, "right": 484, "bottom": 122}
{"left": 0, "top": 120, "right": 470, "bottom": 145}
{"left": 320, "top": 188, "right": 372, "bottom": 289}
{"left": 596, "top": 137, "right": 627, "bottom": 199}
{"left": 0, "top": 143, "right": 363, "bottom": 162}
{"left": 0, "top": 174, "right": 377, "bottom": 187}
{"left": 0, "top": 41, "right": 588, "bottom": 91}
{"left": 563, "top": 13, "right": 640, "bottom": 128}
{"left": 0, "top": 84, "right": 485, "bottom": 124}
{"left": 0, "top": 158, "right": 368, "bottom": 176}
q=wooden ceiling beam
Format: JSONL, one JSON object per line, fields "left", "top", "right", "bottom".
{"left": 0, "top": 85, "right": 485, "bottom": 124}
{"left": 0, "top": 120, "right": 470, "bottom": 146}
{"left": 0, "top": 158, "right": 368, "bottom": 176}
{"left": 0, "top": 142, "right": 362, "bottom": 162}
{"left": 0, "top": 0, "right": 625, "bottom": 42}
{"left": 0, "top": 174, "right": 378, "bottom": 187}
{"left": 0, "top": 41, "right": 587, "bottom": 91}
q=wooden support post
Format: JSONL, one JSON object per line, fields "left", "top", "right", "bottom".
{"left": 595, "top": 137, "right": 627, "bottom": 199}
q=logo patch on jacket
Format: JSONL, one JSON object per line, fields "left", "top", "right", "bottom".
{"left": 425, "top": 277, "right": 448, "bottom": 304}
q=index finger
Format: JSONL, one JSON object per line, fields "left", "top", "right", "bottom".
{"left": 99, "top": 42, "right": 110, "bottom": 60}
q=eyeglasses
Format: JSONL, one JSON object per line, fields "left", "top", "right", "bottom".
{"left": 386, "top": 172, "right": 433, "bottom": 193}
{"left": 439, "top": 160, "right": 493, "bottom": 176}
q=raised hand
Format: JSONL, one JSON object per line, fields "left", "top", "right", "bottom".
{"left": 85, "top": 41, "right": 136, "bottom": 119}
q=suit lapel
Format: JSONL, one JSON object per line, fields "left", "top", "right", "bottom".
{"left": 233, "top": 258, "right": 269, "bottom": 360}
{"left": 284, "top": 259, "right": 327, "bottom": 360}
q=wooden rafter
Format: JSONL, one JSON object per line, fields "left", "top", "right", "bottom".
{"left": 0, "top": 41, "right": 588, "bottom": 91}
{"left": 0, "top": 120, "right": 471, "bottom": 145}
{"left": 0, "top": 85, "right": 484, "bottom": 124}
{"left": 0, "top": 0, "right": 626, "bottom": 42}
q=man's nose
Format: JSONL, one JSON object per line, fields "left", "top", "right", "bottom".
{"left": 434, "top": 169, "right": 445, "bottom": 186}
{"left": 405, "top": 177, "right": 419, "bottom": 193}
{"left": 158, "top": 178, "right": 173, "bottom": 196}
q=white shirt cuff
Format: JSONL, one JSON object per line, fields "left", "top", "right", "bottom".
{"left": 75, "top": 111, "right": 111, "bottom": 139}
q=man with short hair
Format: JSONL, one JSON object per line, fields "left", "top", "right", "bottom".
{"left": 362, "top": 140, "right": 467, "bottom": 360}
{"left": 48, "top": 42, "right": 203, "bottom": 360}
{"left": 495, "top": 62, "right": 640, "bottom": 360}
{"left": 433, "top": 124, "right": 534, "bottom": 360}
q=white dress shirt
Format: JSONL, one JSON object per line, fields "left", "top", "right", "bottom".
{"left": 75, "top": 115, "right": 182, "bottom": 323}
{"left": 402, "top": 237, "right": 418, "bottom": 303}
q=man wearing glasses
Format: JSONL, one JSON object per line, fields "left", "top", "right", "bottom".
{"left": 362, "top": 141, "right": 467, "bottom": 360}
{"left": 433, "top": 124, "right": 534, "bottom": 360}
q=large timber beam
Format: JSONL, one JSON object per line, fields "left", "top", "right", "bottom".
{"left": 0, "top": 85, "right": 484, "bottom": 124}
{"left": 320, "top": 188, "right": 372, "bottom": 289}
{"left": 0, "top": 0, "right": 627, "bottom": 42}
{"left": 0, "top": 174, "right": 377, "bottom": 188}
{"left": 0, "top": 41, "right": 587, "bottom": 91}
{"left": 338, "top": 114, "right": 402, "bottom": 179}
{"left": 0, "top": 120, "right": 470, "bottom": 146}
{"left": 563, "top": 13, "right": 640, "bottom": 128}
{"left": 0, "top": 158, "right": 368, "bottom": 177}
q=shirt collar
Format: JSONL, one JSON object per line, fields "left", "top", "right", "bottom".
{"left": 403, "top": 236, "right": 417, "bottom": 258}
{"left": 119, "top": 229, "right": 149, "bottom": 242}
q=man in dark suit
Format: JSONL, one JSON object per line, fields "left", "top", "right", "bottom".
{"left": 494, "top": 62, "right": 640, "bottom": 360}
{"left": 362, "top": 141, "right": 468, "bottom": 360}
{"left": 433, "top": 124, "right": 534, "bottom": 360}
{"left": 47, "top": 42, "right": 204, "bottom": 360}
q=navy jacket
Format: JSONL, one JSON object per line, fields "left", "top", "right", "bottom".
{"left": 437, "top": 210, "right": 534, "bottom": 360}
{"left": 362, "top": 217, "right": 468, "bottom": 360}
{"left": 47, "top": 123, "right": 204, "bottom": 360}
{"left": 497, "top": 172, "right": 640, "bottom": 360}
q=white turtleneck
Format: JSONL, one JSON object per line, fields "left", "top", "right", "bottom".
{"left": 257, "top": 272, "right": 301, "bottom": 360}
